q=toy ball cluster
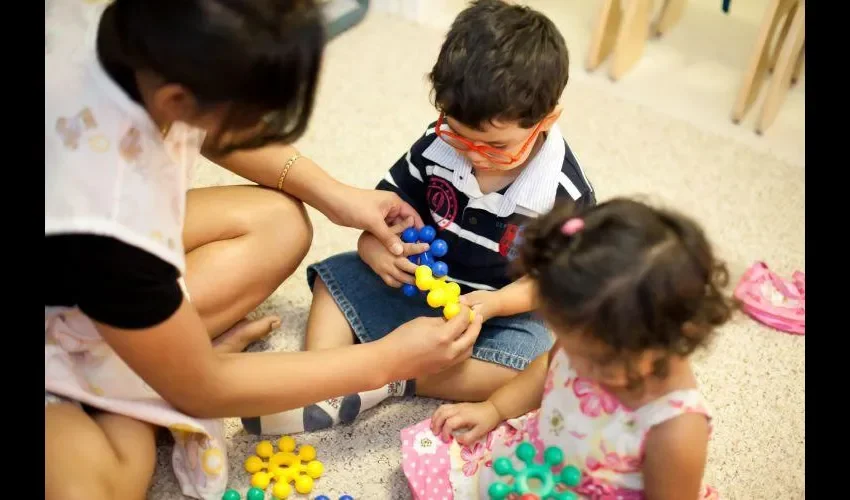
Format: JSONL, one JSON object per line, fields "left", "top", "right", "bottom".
{"left": 400, "top": 225, "right": 471, "bottom": 321}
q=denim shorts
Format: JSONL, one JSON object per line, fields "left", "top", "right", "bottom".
{"left": 306, "top": 252, "right": 552, "bottom": 371}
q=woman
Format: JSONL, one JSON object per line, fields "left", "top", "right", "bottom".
{"left": 44, "top": 0, "right": 481, "bottom": 499}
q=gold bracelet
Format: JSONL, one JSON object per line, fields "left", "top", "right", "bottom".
{"left": 277, "top": 153, "right": 301, "bottom": 191}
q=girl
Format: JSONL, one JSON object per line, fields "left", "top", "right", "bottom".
{"left": 403, "top": 198, "right": 735, "bottom": 499}
{"left": 45, "top": 1, "right": 481, "bottom": 499}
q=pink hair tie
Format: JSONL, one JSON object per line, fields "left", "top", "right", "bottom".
{"left": 561, "top": 218, "right": 584, "bottom": 235}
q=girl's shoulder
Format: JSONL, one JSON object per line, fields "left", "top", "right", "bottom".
{"left": 633, "top": 388, "right": 713, "bottom": 434}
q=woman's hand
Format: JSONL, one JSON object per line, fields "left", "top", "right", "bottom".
{"left": 358, "top": 220, "right": 429, "bottom": 287}
{"left": 328, "top": 187, "right": 424, "bottom": 256}
{"left": 379, "top": 306, "right": 483, "bottom": 382}
{"left": 430, "top": 401, "right": 502, "bottom": 446}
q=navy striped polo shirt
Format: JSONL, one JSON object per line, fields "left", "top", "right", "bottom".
{"left": 377, "top": 121, "right": 596, "bottom": 293}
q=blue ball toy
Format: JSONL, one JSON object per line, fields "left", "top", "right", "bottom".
{"left": 418, "top": 225, "right": 436, "bottom": 243}
{"left": 419, "top": 250, "right": 434, "bottom": 266}
{"left": 315, "top": 496, "right": 331, "bottom": 500}
{"left": 402, "top": 283, "right": 418, "bottom": 297}
{"left": 401, "top": 227, "right": 418, "bottom": 243}
{"left": 340, "top": 496, "right": 354, "bottom": 500}
{"left": 408, "top": 254, "right": 420, "bottom": 264}
{"left": 430, "top": 238, "right": 448, "bottom": 258}
{"left": 431, "top": 261, "right": 448, "bottom": 278}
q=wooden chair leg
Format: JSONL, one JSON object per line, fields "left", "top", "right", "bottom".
{"left": 791, "top": 45, "right": 804, "bottom": 84}
{"left": 767, "top": 2, "right": 799, "bottom": 72}
{"left": 653, "top": 0, "right": 686, "bottom": 37}
{"left": 586, "top": 0, "right": 623, "bottom": 71}
{"left": 756, "top": 2, "right": 804, "bottom": 134}
{"left": 609, "top": 0, "right": 655, "bottom": 81}
{"left": 731, "top": 0, "right": 787, "bottom": 123}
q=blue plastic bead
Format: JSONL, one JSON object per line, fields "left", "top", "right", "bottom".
{"left": 340, "top": 496, "right": 354, "bottom": 500}
{"left": 431, "top": 261, "right": 448, "bottom": 278}
{"left": 315, "top": 496, "right": 331, "bottom": 500}
{"left": 401, "top": 227, "right": 418, "bottom": 243}
{"left": 408, "top": 254, "right": 420, "bottom": 264}
{"left": 418, "top": 225, "right": 436, "bottom": 243}
{"left": 419, "top": 251, "right": 434, "bottom": 266}
{"left": 402, "top": 283, "right": 418, "bottom": 297}
{"left": 430, "top": 238, "right": 448, "bottom": 258}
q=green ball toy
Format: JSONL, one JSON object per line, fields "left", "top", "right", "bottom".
{"left": 488, "top": 441, "right": 582, "bottom": 500}
{"left": 222, "top": 489, "right": 241, "bottom": 500}
{"left": 246, "top": 487, "right": 266, "bottom": 500}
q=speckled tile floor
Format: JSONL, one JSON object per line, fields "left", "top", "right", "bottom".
{"left": 148, "top": 4, "right": 804, "bottom": 499}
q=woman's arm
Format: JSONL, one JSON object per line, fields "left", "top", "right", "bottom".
{"left": 642, "top": 413, "right": 711, "bottom": 499}
{"left": 209, "top": 144, "right": 422, "bottom": 255}
{"left": 487, "top": 347, "right": 552, "bottom": 420}
{"left": 95, "top": 297, "right": 482, "bottom": 418}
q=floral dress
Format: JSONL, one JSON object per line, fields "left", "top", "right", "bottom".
{"left": 401, "top": 349, "right": 719, "bottom": 499}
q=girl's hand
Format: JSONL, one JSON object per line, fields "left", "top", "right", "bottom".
{"left": 430, "top": 401, "right": 502, "bottom": 446}
{"left": 358, "top": 219, "right": 429, "bottom": 287}
{"left": 330, "top": 187, "right": 424, "bottom": 256}
{"left": 459, "top": 290, "right": 503, "bottom": 323}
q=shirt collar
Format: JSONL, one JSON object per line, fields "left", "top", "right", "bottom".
{"left": 422, "top": 122, "right": 565, "bottom": 216}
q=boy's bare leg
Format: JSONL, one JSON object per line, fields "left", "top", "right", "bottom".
{"left": 304, "top": 278, "right": 357, "bottom": 350}
{"left": 243, "top": 277, "right": 413, "bottom": 435}
{"left": 416, "top": 358, "right": 520, "bottom": 402}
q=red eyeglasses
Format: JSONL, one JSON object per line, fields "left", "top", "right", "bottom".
{"left": 435, "top": 113, "right": 545, "bottom": 166}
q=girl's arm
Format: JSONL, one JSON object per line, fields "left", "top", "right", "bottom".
{"left": 487, "top": 345, "right": 554, "bottom": 420}
{"left": 642, "top": 413, "right": 711, "bottom": 499}
{"left": 95, "top": 298, "right": 482, "bottom": 418}
{"left": 208, "top": 144, "right": 423, "bottom": 255}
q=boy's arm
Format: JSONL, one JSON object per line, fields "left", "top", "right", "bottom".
{"left": 486, "top": 346, "right": 555, "bottom": 420}
{"left": 374, "top": 145, "right": 431, "bottom": 221}
{"left": 642, "top": 413, "right": 711, "bottom": 499}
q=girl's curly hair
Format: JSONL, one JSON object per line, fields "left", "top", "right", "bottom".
{"left": 515, "top": 198, "right": 735, "bottom": 379}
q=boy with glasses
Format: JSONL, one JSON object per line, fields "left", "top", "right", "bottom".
{"left": 243, "top": 0, "right": 595, "bottom": 436}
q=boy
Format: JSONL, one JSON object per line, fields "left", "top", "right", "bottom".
{"left": 243, "top": 0, "right": 595, "bottom": 435}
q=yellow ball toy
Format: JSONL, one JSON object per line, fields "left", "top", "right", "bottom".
{"left": 415, "top": 265, "right": 432, "bottom": 280}
{"left": 305, "top": 460, "right": 324, "bottom": 479}
{"left": 416, "top": 274, "right": 435, "bottom": 291}
{"left": 298, "top": 444, "right": 317, "bottom": 462}
{"left": 278, "top": 435, "right": 297, "bottom": 453}
{"left": 427, "top": 288, "right": 448, "bottom": 308}
{"left": 272, "top": 480, "right": 292, "bottom": 499}
{"left": 245, "top": 455, "right": 265, "bottom": 474}
{"left": 295, "top": 474, "right": 314, "bottom": 494}
{"left": 443, "top": 302, "right": 461, "bottom": 320}
{"left": 256, "top": 440, "right": 275, "bottom": 458}
{"left": 251, "top": 471, "right": 272, "bottom": 489}
{"left": 445, "top": 282, "right": 461, "bottom": 301}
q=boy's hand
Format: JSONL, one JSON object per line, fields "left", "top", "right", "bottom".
{"left": 431, "top": 401, "right": 502, "bottom": 446}
{"left": 459, "top": 290, "right": 503, "bottom": 322}
{"left": 358, "top": 218, "right": 429, "bottom": 288}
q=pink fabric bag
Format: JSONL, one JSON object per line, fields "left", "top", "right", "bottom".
{"left": 733, "top": 261, "right": 804, "bottom": 335}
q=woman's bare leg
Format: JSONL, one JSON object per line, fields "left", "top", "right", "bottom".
{"left": 182, "top": 185, "right": 313, "bottom": 350}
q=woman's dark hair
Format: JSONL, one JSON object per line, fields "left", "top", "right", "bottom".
{"left": 428, "top": 0, "right": 570, "bottom": 129}
{"left": 516, "top": 198, "right": 735, "bottom": 380}
{"left": 101, "top": 0, "right": 325, "bottom": 151}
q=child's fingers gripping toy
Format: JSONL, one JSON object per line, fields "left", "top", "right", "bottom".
{"left": 488, "top": 441, "right": 582, "bottom": 500}
{"left": 227, "top": 436, "right": 325, "bottom": 499}
{"left": 400, "top": 225, "right": 474, "bottom": 322}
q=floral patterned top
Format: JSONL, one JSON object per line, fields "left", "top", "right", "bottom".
{"left": 479, "top": 348, "right": 719, "bottom": 499}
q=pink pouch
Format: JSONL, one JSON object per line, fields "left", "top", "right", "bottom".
{"left": 733, "top": 261, "right": 804, "bottom": 335}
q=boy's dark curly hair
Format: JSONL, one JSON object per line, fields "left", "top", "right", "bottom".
{"left": 429, "top": 0, "right": 569, "bottom": 129}
{"left": 516, "top": 198, "right": 735, "bottom": 379}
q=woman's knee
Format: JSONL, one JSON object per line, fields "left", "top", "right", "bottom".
{"left": 249, "top": 189, "right": 314, "bottom": 266}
